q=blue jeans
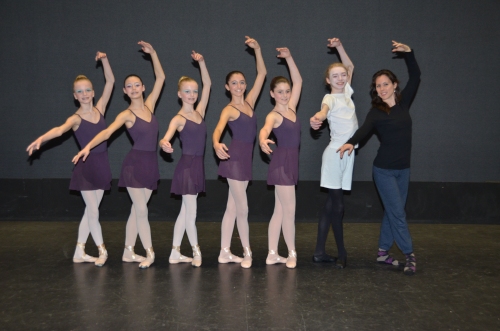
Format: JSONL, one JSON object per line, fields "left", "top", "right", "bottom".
{"left": 372, "top": 166, "right": 413, "bottom": 254}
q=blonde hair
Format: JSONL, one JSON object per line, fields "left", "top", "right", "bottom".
{"left": 177, "top": 76, "right": 196, "bottom": 91}
{"left": 324, "top": 63, "right": 349, "bottom": 85}
{"left": 73, "top": 75, "right": 92, "bottom": 90}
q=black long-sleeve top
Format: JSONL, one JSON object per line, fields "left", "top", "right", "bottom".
{"left": 346, "top": 51, "right": 421, "bottom": 169}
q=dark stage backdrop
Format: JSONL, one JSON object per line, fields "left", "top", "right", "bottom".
{"left": 1, "top": 0, "right": 499, "bottom": 183}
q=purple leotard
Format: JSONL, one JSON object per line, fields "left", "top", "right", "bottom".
{"left": 267, "top": 110, "right": 301, "bottom": 186}
{"left": 69, "top": 111, "right": 112, "bottom": 191}
{"left": 118, "top": 108, "right": 160, "bottom": 190}
{"left": 171, "top": 113, "right": 207, "bottom": 195}
{"left": 217, "top": 102, "right": 256, "bottom": 181}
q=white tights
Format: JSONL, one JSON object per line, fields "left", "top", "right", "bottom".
{"left": 172, "top": 194, "right": 199, "bottom": 246}
{"left": 268, "top": 185, "right": 296, "bottom": 251}
{"left": 77, "top": 190, "right": 105, "bottom": 245}
{"left": 125, "top": 188, "right": 153, "bottom": 249}
{"left": 220, "top": 179, "right": 250, "bottom": 248}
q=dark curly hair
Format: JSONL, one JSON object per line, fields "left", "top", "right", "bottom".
{"left": 370, "top": 69, "right": 401, "bottom": 114}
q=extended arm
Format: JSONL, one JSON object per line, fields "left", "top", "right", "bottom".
{"left": 328, "top": 38, "right": 354, "bottom": 85}
{"left": 94, "top": 52, "right": 115, "bottom": 115}
{"left": 139, "top": 41, "right": 166, "bottom": 112}
{"left": 212, "top": 107, "right": 236, "bottom": 159}
{"left": 244, "top": 36, "right": 267, "bottom": 109}
{"left": 159, "top": 115, "right": 184, "bottom": 154}
{"left": 259, "top": 112, "right": 279, "bottom": 155}
{"left": 192, "top": 51, "right": 211, "bottom": 118}
{"left": 277, "top": 48, "right": 302, "bottom": 110}
{"left": 26, "top": 115, "right": 80, "bottom": 155}
{"left": 310, "top": 104, "right": 330, "bottom": 130}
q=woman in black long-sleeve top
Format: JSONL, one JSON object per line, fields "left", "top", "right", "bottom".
{"left": 338, "top": 40, "right": 421, "bottom": 276}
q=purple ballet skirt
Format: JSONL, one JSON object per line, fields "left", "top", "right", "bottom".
{"left": 171, "top": 115, "right": 207, "bottom": 195}
{"left": 69, "top": 112, "right": 112, "bottom": 191}
{"left": 217, "top": 104, "right": 257, "bottom": 181}
{"left": 118, "top": 111, "right": 160, "bottom": 190}
{"left": 267, "top": 112, "right": 301, "bottom": 186}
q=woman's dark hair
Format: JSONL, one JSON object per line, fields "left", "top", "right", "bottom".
{"left": 225, "top": 71, "right": 246, "bottom": 84}
{"left": 370, "top": 69, "right": 401, "bottom": 114}
{"left": 270, "top": 76, "right": 290, "bottom": 91}
{"left": 123, "top": 74, "right": 144, "bottom": 87}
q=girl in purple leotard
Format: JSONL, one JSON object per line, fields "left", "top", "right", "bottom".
{"left": 259, "top": 47, "right": 302, "bottom": 269}
{"left": 73, "top": 41, "right": 165, "bottom": 269}
{"left": 27, "top": 52, "right": 114, "bottom": 267}
{"left": 212, "top": 36, "right": 267, "bottom": 268}
{"left": 159, "top": 50, "right": 211, "bottom": 268}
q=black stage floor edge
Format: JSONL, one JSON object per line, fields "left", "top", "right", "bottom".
{"left": 1, "top": 221, "right": 499, "bottom": 330}
{"left": 1, "top": 179, "right": 499, "bottom": 224}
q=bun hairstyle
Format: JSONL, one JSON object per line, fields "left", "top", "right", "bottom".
{"left": 225, "top": 71, "right": 246, "bottom": 85}
{"left": 324, "top": 63, "right": 349, "bottom": 84}
{"left": 73, "top": 75, "right": 92, "bottom": 90}
{"left": 177, "top": 76, "right": 196, "bottom": 91}
{"left": 370, "top": 69, "right": 401, "bottom": 114}
{"left": 123, "top": 74, "right": 143, "bottom": 87}
{"left": 270, "top": 76, "right": 290, "bottom": 91}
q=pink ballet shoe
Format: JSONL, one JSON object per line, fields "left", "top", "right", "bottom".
{"left": 218, "top": 247, "right": 243, "bottom": 263}
{"left": 169, "top": 245, "right": 193, "bottom": 264}
{"left": 286, "top": 250, "right": 297, "bottom": 269}
{"left": 241, "top": 247, "right": 252, "bottom": 269}
{"left": 266, "top": 250, "right": 287, "bottom": 265}
{"left": 139, "top": 247, "right": 155, "bottom": 269}
{"left": 122, "top": 246, "right": 146, "bottom": 263}
{"left": 95, "top": 244, "right": 108, "bottom": 267}
{"left": 192, "top": 245, "right": 202, "bottom": 267}
{"left": 73, "top": 242, "right": 97, "bottom": 263}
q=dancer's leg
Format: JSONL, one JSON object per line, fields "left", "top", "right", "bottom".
{"left": 275, "top": 185, "right": 296, "bottom": 251}
{"left": 169, "top": 196, "right": 193, "bottom": 264}
{"left": 126, "top": 188, "right": 154, "bottom": 268}
{"left": 266, "top": 189, "right": 287, "bottom": 265}
{"left": 80, "top": 190, "right": 105, "bottom": 246}
{"left": 228, "top": 179, "right": 250, "bottom": 248}
{"left": 220, "top": 185, "right": 237, "bottom": 248}
{"left": 329, "top": 189, "right": 346, "bottom": 259}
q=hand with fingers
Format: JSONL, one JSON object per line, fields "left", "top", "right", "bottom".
{"left": 191, "top": 50, "right": 204, "bottom": 63}
{"left": 244, "top": 36, "right": 260, "bottom": 49}
{"left": 336, "top": 143, "right": 354, "bottom": 159}
{"left": 260, "top": 139, "right": 275, "bottom": 155}
{"left": 26, "top": 138, "right": 43, "bottom": 156}
{"left": 392, "top": 40, "right": 411, "bottom": 52}
{"left": 327, "top": 37, "right": 342, "bottom": 48}
{"left": 276, "top": 47, "right": 291, "bottom": 59}
{"left": 310, "top": 115, "right": 324, "bottom": 130}
{"left": 214, "top": 142, "right": 230, "bottom": 160}
{"left": 159, "top": 139, "right": 174, "bottom": 153}
{"left": 138, "top": 41, "right": 156, "bottom": 54}
{"left": 95, "top": 51, "right": 107, "bottom": 61}
{"left": 72, "top": 147, "right": 90, "bottom": 164}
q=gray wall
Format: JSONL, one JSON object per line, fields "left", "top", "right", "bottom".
{"left": 2, "top": 0, "right": 499, "bottom": 182}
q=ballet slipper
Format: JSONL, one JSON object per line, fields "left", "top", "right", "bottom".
{"left": 122, "top": 246, "right": 146, "bottom": 263}
{"left": 286, "top": 250, "right": 297, "bottom": 269}
{"left": 139, "top": 247, "right": 155, "bottom": 269}
{"left": 265, "top": 250, "right": 287, "bottom": 265}
{"left": 192, "top": 245, "right": 202, "bottom": 267}
{"left": 169, "top": 245, "right": 193, "bottom": 264}
{"left": 218, "top": 247, "right": 243, "bottom": 263}
{"left": 241, "top": 247, "right": 252, "bottom": 269}
{"left": 73, "top": 242, "right": 97, "bottom": 263}
{"left": 95, "top": 244, "right": 108, "bottom": 267}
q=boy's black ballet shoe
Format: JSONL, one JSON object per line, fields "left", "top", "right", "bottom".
{"left": 335, "top": 257, "right": 347, "bottom": 269}
{"left": 312, "top": 254, "right": 337, "bottom": 263}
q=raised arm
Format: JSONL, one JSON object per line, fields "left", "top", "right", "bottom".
{"left": 94, "top": 52, "right": 115, "bottom": 115}
{"left": 259, "top": 112, "right": 280, "bottom": 155}
{"left": 392, "top": 41, "right": 421, "bottom": 108}
{"left": 72, "top": 110, "right": 132, "bottom": 163}
{"left": 139, "top": 41, "right": 166, "bottom": 113}
{"left": 277, "top": 48, "right": 302, "bottom": 110}
{"left": 244, "top": 36, "right": 267, "bottom": 109}
{"left": 26, "top": 115, "right": 81, "bottom": 155}
{"left": 159, "top": 115, "right": 184, "bottom": 154}
{"left": 192, "top": 51, "right": 211, "bottom": 118}
{"left": 328, "top": 38, "right": 354, "bottom": 85}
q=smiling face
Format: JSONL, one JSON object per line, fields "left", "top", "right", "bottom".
{"left": 178, "top": 81, "right": 199, "bottom": 105}
{"left": 73, "top": 80, "right": 94, "bottom": 104}
{"left": 123, "top": 76, "right": 145, "bottom": 99}
{"left": 270, "top": 82, "right": 291, "bottom": 105}
{"left": 326, "top": 67, "right": 348, "bottom": 93}
{"left": 225, "top": 73, "right": 247, "bottom": 97}
{"left": 375, "top": 74, "right": 398, "bottom": 104}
